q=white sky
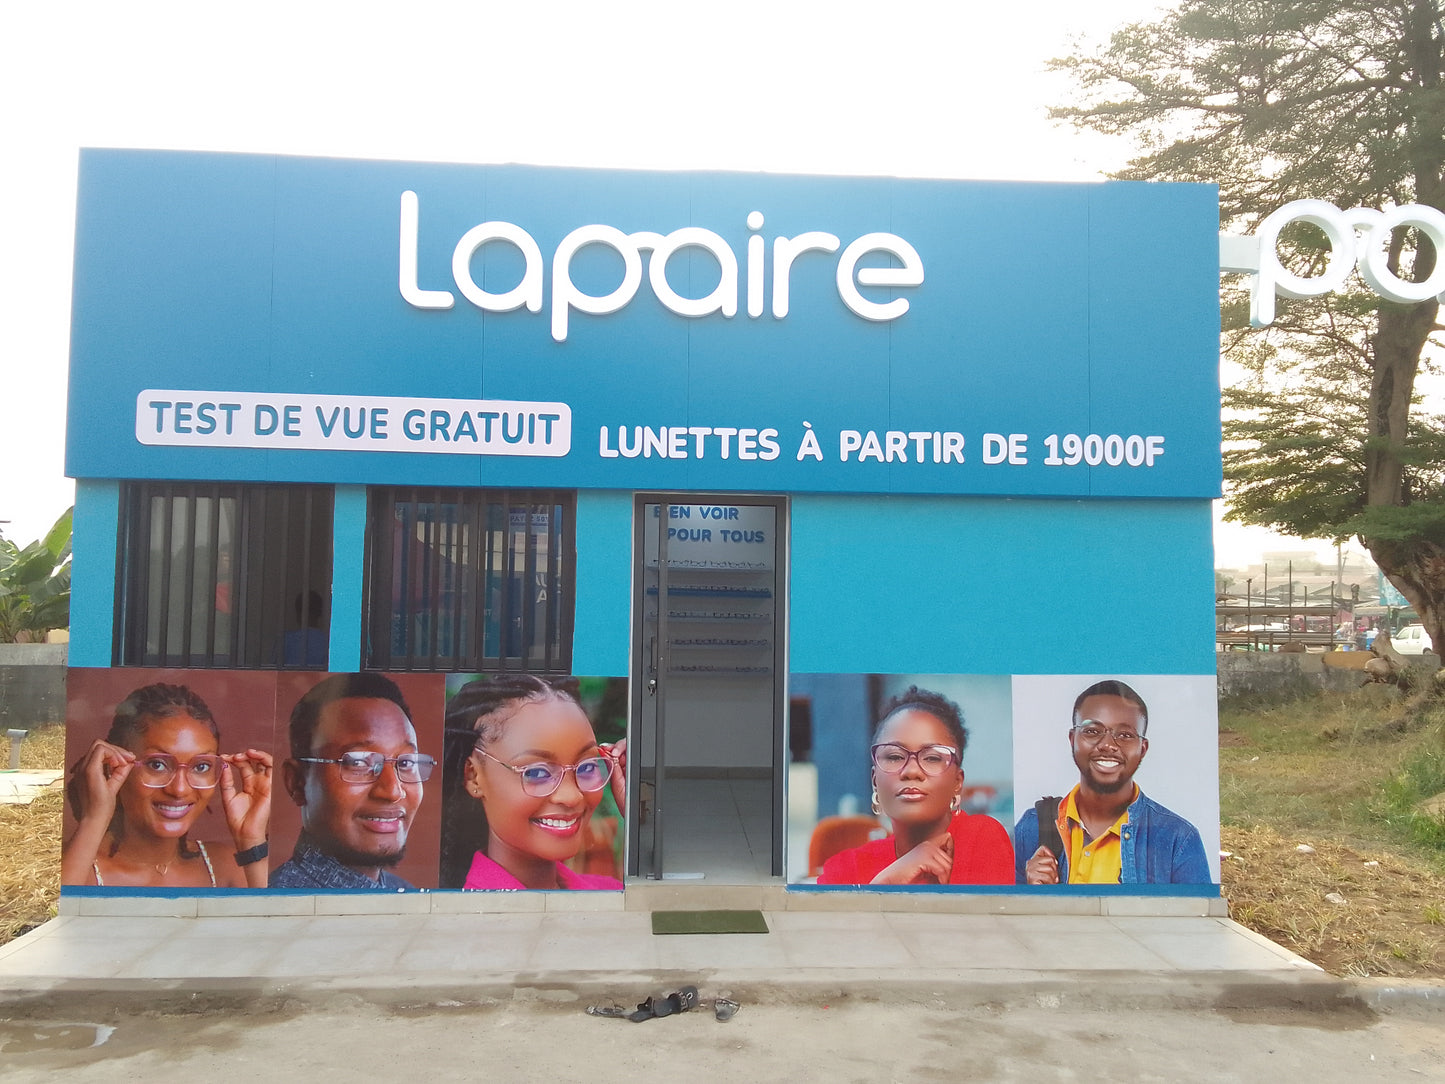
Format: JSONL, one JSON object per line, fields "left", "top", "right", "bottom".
{"left": 0, "top": 0, "right": 1377, "bottom": 567}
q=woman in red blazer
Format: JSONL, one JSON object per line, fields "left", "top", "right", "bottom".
{"left": 817, "top": 686, "right": 1013, "bottom": 885}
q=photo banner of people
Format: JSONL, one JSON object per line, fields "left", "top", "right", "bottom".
{"left": 439, "top": 673, "right": 627, "bottom": 890}
{"left": 63, "top": 669, "right": 280, "bottom": 891}
{"left": 269, "top": 672, "right": 443, "bottom": 891}
{"left": 1010, "top": 675, "right": 1220, "bottom": 887}
{"left": 788, "top": 672, "right": 1218, "bottom": 888}
{"left": 63, "top": 669, "right": 626, "bottom": 893}
{"left": 64, "top": 667, "right": 1214, "bottom": 893}
{"left": 788, "top": 674, "right": 1016, "bottom": 886}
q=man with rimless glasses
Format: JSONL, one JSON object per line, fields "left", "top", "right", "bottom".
{"left": 273, "top": 673, "right": 435, "bottom": 890}
{"left": 1014, "top": 679, "right": 1210, "bottom": 886}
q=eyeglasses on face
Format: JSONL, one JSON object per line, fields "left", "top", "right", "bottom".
{"left": 869, "top": 743, "right": 959, "bottom": 776}
{"left": 296, "top": 752, "right": 435, "bottom": 784}
{"left": 1071, "top": 722, "right": 1144, "bottom": 749}
{"left": 135, "top": 753, "right": 224, "bottom": 789}
{"left": 474, "top": 747, "right": 614, "bottom": 797}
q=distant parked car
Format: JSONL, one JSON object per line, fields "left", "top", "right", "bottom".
{"left": 1390, "top": 624, "right": 1435, "bottom": 655}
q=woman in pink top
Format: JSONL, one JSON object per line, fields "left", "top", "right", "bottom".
{"left": 441, "top": 675, "right": 625, "bottom": 890}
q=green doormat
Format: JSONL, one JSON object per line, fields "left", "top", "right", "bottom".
{"left": 651, "top": 909, "right": 770, "bottom": 935}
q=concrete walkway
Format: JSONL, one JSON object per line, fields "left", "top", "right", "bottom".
{"left": 2, "top": 905, "right": 1375, "bottom": 1014}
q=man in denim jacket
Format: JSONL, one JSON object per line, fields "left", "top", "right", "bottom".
{"left": 1015, "top": 679, "right": 1211, "bottom": 885}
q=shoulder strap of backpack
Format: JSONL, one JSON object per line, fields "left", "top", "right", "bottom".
{"left": 1035, "top": 796, "right": 1064, "bottom": 860}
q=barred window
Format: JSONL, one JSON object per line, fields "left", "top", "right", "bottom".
{"left": 363, "top": 488, "right": 575, "bottom": 672}
{"left": 115, "top": 483, "right": 334, "bottom": 669}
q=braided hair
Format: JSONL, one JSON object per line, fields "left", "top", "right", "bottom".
{"left": 439, "top": 674, "right": 584, "bottom": 888}
{"left": 68, "top": 683, "right": 221, "bottom": 859}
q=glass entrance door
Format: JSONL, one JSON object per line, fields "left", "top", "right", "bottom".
{"left": 627, "top": 495, "right": 787, "bottom": 881}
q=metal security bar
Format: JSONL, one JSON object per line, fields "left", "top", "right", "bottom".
{"left": 363, "top": 488, "right": 576, "bottom": 673}
{"left": 114, "top": 483, "right": 334, "bottom": 669}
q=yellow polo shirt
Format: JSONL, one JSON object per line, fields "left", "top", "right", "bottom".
{"left": 1057, "top": 784, "right": 1136, "bottom": 884}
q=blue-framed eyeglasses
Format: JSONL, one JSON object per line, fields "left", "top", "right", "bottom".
{"left": 474, "top": 747, "right": 614, "bottom": 797}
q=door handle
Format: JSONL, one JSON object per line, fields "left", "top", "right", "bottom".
{"left": 647, "top": 677, "right": 657, "bottom": 695}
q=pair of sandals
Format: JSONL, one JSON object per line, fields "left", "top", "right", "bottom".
{"left": 587, "top": 987, "right": 738, "bottom": 1022}
{"left": 627, "top": 985, "right": 697, "bottom": 1022}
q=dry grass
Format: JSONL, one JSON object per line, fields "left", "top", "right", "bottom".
{"left": 1222, "top": 823, "right": 1445, "bottom": 977}
{"left": 1220, "top": 691, "right": 1445, "bottom": 977}
{"left": 0, "top": 724, "right": 65, "bottom": 943}
{"left": 12, "top": 722, "right": 67, "bottom": 772}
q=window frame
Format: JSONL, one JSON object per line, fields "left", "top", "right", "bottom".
{"left": 362, "top": 487, "right": 577, "bottom": 673}
{"left": 113, "top": 481, "right": 334, "bottom": 670}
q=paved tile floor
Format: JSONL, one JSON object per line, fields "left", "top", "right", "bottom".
{"left": 635, "top": 777, "right": 775, "bottom": 882}
{"left": 0, "top": 908, "right": 1317, "bottom": 994}
{"left": 0, "top": 772, "right": 1323, "bottom": 1002}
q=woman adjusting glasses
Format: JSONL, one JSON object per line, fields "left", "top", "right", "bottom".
{"left": 440, "top": 674, "right": 625, "bottom": 890}
{"left": 817, "top": 685, "right": 1014, "bottom": 886}
{"left": 62, "top": 683, "right": 272, "bottom": 889}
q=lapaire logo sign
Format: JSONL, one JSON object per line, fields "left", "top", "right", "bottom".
{"left": 1221, "top": 200, "right": 1445, "bottom": 326}
{"left": 398, "top": 192, "right": 925, "bottom": 342}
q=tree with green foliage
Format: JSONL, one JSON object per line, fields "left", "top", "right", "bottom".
{"left": 1052, "top": 0, "right": 1445, "bottom": 656}
{"left": 0, "top": 508, "right": 72, "bottom": 643}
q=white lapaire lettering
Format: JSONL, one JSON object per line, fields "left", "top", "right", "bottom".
{"left": 1219, "top": 200, "right": 1445, "bottom": 327}
{"left": 398, "top": 192, "right": 924, "bottom": 341}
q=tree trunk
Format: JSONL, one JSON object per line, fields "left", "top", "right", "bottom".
{"left": 1365, "top": 536, "right": 1445, "bottom": 659}
{"left": 1362, "top": 293, "right": 1444, "bottom": 657}
{"left": 1362, "top": 0, "right": 1444, "bottom": 660}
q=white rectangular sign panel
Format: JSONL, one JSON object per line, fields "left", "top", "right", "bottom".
{"left": 136, "top": 390, "right": 571, "bottom": 456}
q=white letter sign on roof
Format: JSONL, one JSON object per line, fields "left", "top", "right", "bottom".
{"left": 1220, "top": 200, "right": 1445, "bottom": 326}
{"left": 400, "top": 192, "right": 924, "bottom": 340}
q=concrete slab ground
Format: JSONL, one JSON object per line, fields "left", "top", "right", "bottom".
{"left": 1, "top": 905, "right": 1390, "bottom": 1016}
{"left": 7, "top": 996, "right": 1445, "bottom": 1083}
{"left": 5, "top": 905, "right": 1444, "bottom": 1081}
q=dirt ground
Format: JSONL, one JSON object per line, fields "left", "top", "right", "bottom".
{"left": 0, "top": 996, "right": 1441, "bottom": 1082}
{"left": 1222, "top": 823, "right": 1445, "bottom": 978}
{"left": 1217, "top": 696, "right": 1445, "bottom": 980}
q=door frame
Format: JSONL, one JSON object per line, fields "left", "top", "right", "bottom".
{"left": 626, "top": 492, "right": 789, "bottom": 880}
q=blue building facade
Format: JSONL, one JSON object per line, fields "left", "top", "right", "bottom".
{"left": 63, "top": 150, "right": 1221, "bottom": 900}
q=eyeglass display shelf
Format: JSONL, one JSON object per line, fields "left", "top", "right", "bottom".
{"left": 645, "top": 559, "right": 773, "bottom": 572}
{"left": 645, "top": 585, "right": 773, "bottom": 598}
{"left": 666, "top": 665, "right": 772, "bottom": 675}
{"left": 669, "top": 637, "right": 771, "bottom": 648}
{"left": 651, "top": 609, "right": 770, "bottom": 623}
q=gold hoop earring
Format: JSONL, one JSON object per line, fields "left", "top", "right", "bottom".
{"left": 950, "top": 793, "right": 962, "bottom": 813}
{"left": 871, "top": 787, "right": 881, "bottom": 816}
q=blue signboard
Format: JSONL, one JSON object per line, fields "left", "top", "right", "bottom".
{"left": 1379, "top": 574, "right": 1409, "bottom": 608}
{"left": 67, "top": 150, "right": 1221, "bottom": 498}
